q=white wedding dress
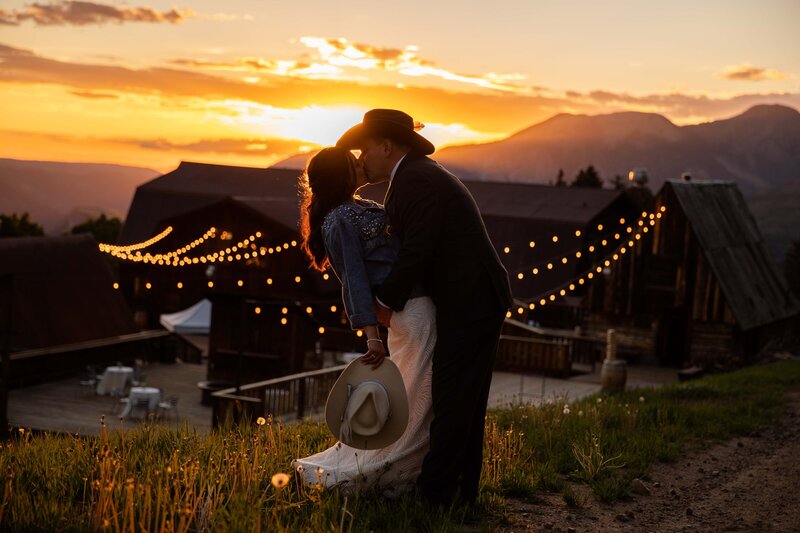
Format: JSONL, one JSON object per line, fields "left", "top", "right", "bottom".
{"left": 293, "top": 296, "right": 435, "bottom": 494}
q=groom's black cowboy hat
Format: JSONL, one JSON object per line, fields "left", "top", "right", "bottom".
{"left": 337, "top": 109, "right": 435, "bottom": 155}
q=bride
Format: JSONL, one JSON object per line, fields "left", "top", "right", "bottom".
{"left": 293, "top": 146, "right": 435, "bottom": 494}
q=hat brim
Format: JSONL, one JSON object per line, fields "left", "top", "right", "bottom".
{"left": 325, "top": 357, "right": 409, "bottom": 450}
{"left": 337, "top": 121, "right": 435, "bottom": 155}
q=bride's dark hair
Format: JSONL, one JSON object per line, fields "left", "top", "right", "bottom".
{"left": 299, "top": 147, "right": 358, "bottom": 271}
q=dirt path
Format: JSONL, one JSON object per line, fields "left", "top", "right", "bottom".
{"left": 501, "top": 392, "right": 800, "bottom": 532}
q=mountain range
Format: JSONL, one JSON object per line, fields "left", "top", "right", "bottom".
{"left": 434, "top": 104, "right": 800, "bottom": 196}
{"left": 0, "top": 158, "right": 158, "bottom": 234}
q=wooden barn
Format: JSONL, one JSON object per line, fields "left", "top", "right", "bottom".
{"left": 585, "top": 180, "right": 800, "bottom": 368}
{"left": 464, "top": 182, "right": 640, "bottom": 326}
{"left": 0, "top": 234, "right": 164, "bottom": 386}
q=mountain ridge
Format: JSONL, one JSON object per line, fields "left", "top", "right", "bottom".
{"left": 433, "top": 104, "right": 800, "bottom": 194}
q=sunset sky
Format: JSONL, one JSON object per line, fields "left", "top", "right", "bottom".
{"left": 1, "top": 0, "right": 798, "bottom": 171}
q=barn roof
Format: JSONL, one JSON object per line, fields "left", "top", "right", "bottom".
{"left": 664, "top": 180, "right": 799, "bottom": 330}
{"left": 464, "top": 181, "right": 625, "bottom": 223}
{"left": 119, "top": 162, "right": 300, "bottom": 244}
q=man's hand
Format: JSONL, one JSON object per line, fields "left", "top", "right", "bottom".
{"left": 373, "top": 299, "right": 393, "bottom": 327}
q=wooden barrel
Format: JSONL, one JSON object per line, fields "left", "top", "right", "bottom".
{"left": 601, "top": 359, "right": 627, "bottom": 392}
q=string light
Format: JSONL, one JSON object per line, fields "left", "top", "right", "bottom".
{"left": 98, "top": 226, "right": 173, "bottom": 253}
{"left": 511, "top": 211, "right": 656, "bottom": 280}
{"left": 511, "top": 220, "right": 658, "bottom": 312}
{"left": 106, "top": 227, "right": 299, "bottom": 266}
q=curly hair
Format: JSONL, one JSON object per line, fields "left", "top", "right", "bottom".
{"left": 299, "top": 147, "right": 358, "bottom": 271}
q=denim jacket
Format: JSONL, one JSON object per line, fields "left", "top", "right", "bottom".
{"left": 322, "top": 198, "right": 400, "bottom": 329}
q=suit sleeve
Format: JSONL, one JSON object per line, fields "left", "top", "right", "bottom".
{"left": 375, "top": 167, "right": 444, "bottom": 310}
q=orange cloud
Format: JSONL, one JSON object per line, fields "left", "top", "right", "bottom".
{"left": 717, "top": 64, "right": 788, "bottom": 82}
{"left": 170, "top": 58, "right": 344, "bottom": 79}
{"left": 2, "top": 42, "right": 799, "bottom": 141}
{"left": 298, "top": 37, "right": 528, "bottom": 92}
{"left": 173, "top": 37, "right": 529, "bottom": 92}
{"left": 69, "top": 89, "right": 118, "bottom": 99}
{"left": 0, "top": 129, "right": 314, "bottom": 171}
{"left": 0, "top": 1, "right": 194, "bottom": 26}
{"left": 133, "top": 136, "right": 319, "bottom": 156}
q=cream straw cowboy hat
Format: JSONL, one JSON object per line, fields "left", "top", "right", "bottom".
{"left": 325, "top": 357, "right": 409, "bottom": 450}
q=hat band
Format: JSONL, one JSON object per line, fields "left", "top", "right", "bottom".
{"left": 339, "top": 380, "right": 392, "bottom": 443}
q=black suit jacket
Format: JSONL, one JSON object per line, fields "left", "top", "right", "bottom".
{"left": 375, "top": 153, "right": 512, "bottom": 327}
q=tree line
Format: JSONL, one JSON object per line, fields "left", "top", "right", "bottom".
{"left": 0, "top": 213, "right": 122, "bottom": 243}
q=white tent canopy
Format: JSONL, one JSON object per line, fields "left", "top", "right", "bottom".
{"left": 159, "top": 299, "right": 211, "bottom": 334}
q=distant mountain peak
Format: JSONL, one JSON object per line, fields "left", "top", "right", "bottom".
{"left": 739, "top": 103, "right": 800, "bottom": 119}
{"left": 507, "top": 109, "right": 679, "bottom": 143}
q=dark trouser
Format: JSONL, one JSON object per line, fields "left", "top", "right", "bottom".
{"left": 416, "top": 310, "right": 505, "bottom": 505}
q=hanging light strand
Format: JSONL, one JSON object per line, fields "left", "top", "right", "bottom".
{"left": 505, "top": 209, "right": 666, "bottom": 316}
{"left": 98, "top": 226, "right": 173, "bottom": 253}
{"left": 106, "top": 227, "right": 217, "bottom": 261}
{"left": 511, "top": 211, "right": 657, "bottom": 280}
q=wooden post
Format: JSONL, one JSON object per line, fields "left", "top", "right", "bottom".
{"left": 0, "top": 274, "right": 12, "bottom": 440}
{"left": 297, "top": 377, "right": 306, "bottom": 419}
{"left": 606, "top": 328, "right": 617, "bottom": 361}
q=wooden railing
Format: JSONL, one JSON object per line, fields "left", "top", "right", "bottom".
{"left": 497, "top": 319, "right": 605, "bottom": 375}
{"left": 211, "top": 364, "right": 347, "bottom": 427}
{"left": 496, "top": 335, "right": 572, "bottom": 377}
{"left": 7, "top": 330, "right": 171, "bottom": 386}
{"left": 211, "top": 319, "right": 610, "bottom": 427}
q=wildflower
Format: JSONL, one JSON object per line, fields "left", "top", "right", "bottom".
{"left": 271, "top": 472, "right": 290, "bottom": 490}
{"left": 639, "top": 396, "right": 645, "bottom": 403}
{"left": 563, "top": 406, "right": 571, "bottom": 415}
{"left": 596, "top": 397, "right": 603, "bottom": 404}
{"left": 578, "top": 410, "right": 584, "bottom": 416}
{"left": 256, "top": 417, "right": 266, "bottom": 425}
{"left": 18, "top": 428, "right": 24, "bottom": 435}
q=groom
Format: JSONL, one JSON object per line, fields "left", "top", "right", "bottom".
{"left": 337, "top": 109, "right": 512, "bottom": 505}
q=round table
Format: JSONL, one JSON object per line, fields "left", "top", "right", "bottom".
{"left": 119, "top": 387, "right": 162, "bottom": 419}
{"left": 96, "top": 366, "right": 133, "bottom": 395}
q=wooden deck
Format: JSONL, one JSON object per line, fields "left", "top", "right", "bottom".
{"left": 8, "top": 360, "right": 213, "bottom": 436}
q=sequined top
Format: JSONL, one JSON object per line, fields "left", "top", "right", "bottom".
{"left": 322, "top": 198, "right": 400, "bottom": 328}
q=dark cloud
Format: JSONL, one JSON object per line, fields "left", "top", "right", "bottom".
{"left": 0, "top": 1, "right": 192, "bottom": 26}
{"left": 718, "top": 64, "right": 787, "bottom": 82}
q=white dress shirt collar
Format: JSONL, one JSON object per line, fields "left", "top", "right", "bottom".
{"left": 389, "top": 153, "right": 407, "bottom": 182}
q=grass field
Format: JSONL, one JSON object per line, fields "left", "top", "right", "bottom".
{"left": 2, "top": 359, "right": 798, "bottom": 532}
